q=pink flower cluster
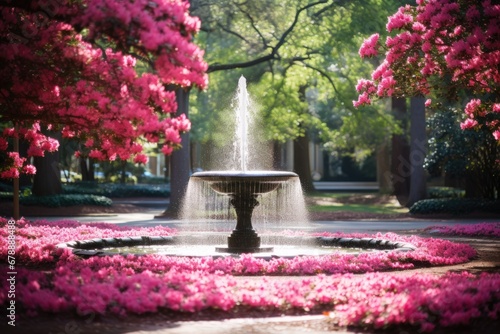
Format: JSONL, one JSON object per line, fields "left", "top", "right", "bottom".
{"left": 0, "top": 218, "right": 498, "bottom": 332}
{"left": 358, "top": 33, "right": 380, "bottom": 58}
{"left": 355, "top": 0, "right": 500, "bottom": 142}
{"left": 0, "top": 122, "right": 59, "bottom": 178}
{"left": 73, "top": 0, "right": 208, "bottom": 88}
{"left": 326, "top": 271, "right": 500, "bottom": 332}
{"left": 0, "top": 0, "right": 208, "bottom": 178}
{"left": 0, "top": 152, "right": 35, "bottom": 179}
{"left": 425, "top": 222, "right": 500, "bottom": 237}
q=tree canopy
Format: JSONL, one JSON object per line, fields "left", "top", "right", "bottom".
{"left": 190, "top": 0, "right": 403, "bottom": 157}
{"left": 0, "top": 0, "right": 207, "bottom": 179}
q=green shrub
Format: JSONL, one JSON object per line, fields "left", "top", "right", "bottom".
{"left": 410, "top": 198, "right": 500, "bottom": 215}
{"left": 0, "top": 191, "right": 12, "bottom": 200}
{"left": 138, "top": 176, "right": 168, "bottom": 185}
{"left": 428, "top": 187, "right": 465, "bottom": 199}
{"left": 109, "top": 175, "right": 138, "bottom": 184}
{"left": 20, "top": 194, "right": 112, "bottom": 207}
{"left": 1, "top": 188, "right": 32, "bottom": 199}
{"left": 62, "top": 182, "right": 169, "bottom": 198}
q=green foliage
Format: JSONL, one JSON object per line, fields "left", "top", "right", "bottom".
{"left": 190, "top": 0, "right": 405, "bottom": 157}
{"left": 428, "top": 187, "right": 465, "bottom": 199}
{"left": 137, "top": 176, "right": 167, "bottom": 185}
{"left": 1, "top": 182, "right": 169, "bottom": 207}
{"left": 409, "top": 198, "right": 500, "bottom": 215}
{"left": 426, "top": 107, "right": 500, "bottom": 198}
{"left": 20, "top": 194, "right": 112, "bottom": 207}
{"left": 309, "top": 203, "right": 404, "bottom": 215}
{"left": 425, "top": 109, "right": 470, "bottom": 178}
{"left": 0, "top": 192, "right": 12, "bottom": 200}
{"left": 62, "top": 182, "right": 169, "bottom": 198}
{"left": 0, "top": 187, "right": 31, "bottom": 198}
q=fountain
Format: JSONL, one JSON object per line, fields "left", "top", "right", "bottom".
{"left": 56, "top": 76, "right": 417, "bottom": 258}
{"left": 189, "top": 76, "right": 301, "bottom": 253}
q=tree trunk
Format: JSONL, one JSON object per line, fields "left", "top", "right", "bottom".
{"left": 19, "top": 140, "right": 32, "bottom": 188}
{"left": 376, "top": 141, "right": 392, "bottom": 193}
{"left": 80, "top": 157, "right": 95, "bottom": 182}
{"left": 293, "top": 134, "right": 315, "bottom": 193}
{"left": 162, "top": 87, "right": 191, "bottom": 217}
{"left": 406, "top": 96, "right": 427, "bottom": 207}
{"left": 272, "top": 141, "right": 284, "bottom": 170}
{"left": 32, "top": 148, "right": 62, "bottom": 196}
{"left": 390, "top": 97, "right": 411, "bottom": 206}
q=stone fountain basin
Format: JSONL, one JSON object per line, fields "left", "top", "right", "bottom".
{"left": 56, "top": 234, "right": 417, "bottom": 259}
{"left": 191, "top": 171, "right": 298, "bottom": 195}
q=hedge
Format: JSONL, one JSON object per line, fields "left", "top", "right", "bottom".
{"left": 20, "top": 194, "right": 112, "bottom": 207}
{"left": 410, "top": 198, "right": 500, "bottom": 215}
{"left": 62, "top": 182, "right": 170, "bottom": 198}
{"left": 427, "top": 187, "right": 465, "bottom": 199}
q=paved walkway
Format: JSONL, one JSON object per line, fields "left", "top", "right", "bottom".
{"left": 28, "top": 208, "right": 498, "bottom": 233}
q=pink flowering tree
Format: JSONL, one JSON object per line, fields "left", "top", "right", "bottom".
{"left": 354, "top": 0, "right": 499, "bottom": 141}
{"left": 0, "top": 0, "right": 207, "bottom": 180}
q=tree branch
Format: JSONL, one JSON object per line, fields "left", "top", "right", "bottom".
{"left": 299, "top": 61, "right": 340, "bottom": 96}
{"left": 208, "top": 54, "right": 275, "bottom": 73}
{"left": 207, "top": 0, "right": 330, "bottom": 73}
{"left": 216, "top": 22, "right": 251, "bottom": 44}
{"left": 235, "top": 2, "right": 269, "bottom": 48}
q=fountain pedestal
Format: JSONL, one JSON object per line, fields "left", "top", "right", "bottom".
{"left": 216, "top": 193, "right": 273, "bottom": 253}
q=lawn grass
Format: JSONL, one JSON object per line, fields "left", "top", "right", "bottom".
{"left": 306, "top": 192, "right": 408, "bottom": 215}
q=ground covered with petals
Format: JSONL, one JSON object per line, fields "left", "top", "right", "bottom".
{"left": 1, "top": 219, "right": 499, "bottom": 333}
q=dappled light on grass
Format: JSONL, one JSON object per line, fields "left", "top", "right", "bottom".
{"left": 306, "top": 192, "right": 408, "bottom": 215}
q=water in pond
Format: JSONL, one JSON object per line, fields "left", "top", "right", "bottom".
{"left": 99, "top": 244, "right": 367, "bottom": 257}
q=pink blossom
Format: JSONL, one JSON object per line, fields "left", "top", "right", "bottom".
{"left": 133, "top": 154, "right": 148, "bottom": 164}
{"left": 355, "top": 79, "right": 376, "bottom": 94}
{"left": 84, "top": 138, "right": 94, "bottom": 147}
{"left": 359, "top": 34, "right": 380, "bottom": 58}
{"left": 164, "top": 128, "right": 182, "bottom": 145}
{"left": 0, "top": 138, "right": 7, "bottom": 151}
{"left": 492, "top": 104, "right": 500, "bottom": 113}
{"left": 161, "top": 145, "right": 174, "bottom": 155}
{"left": 22, "top": 165, "right": 37, "bottom": 175}
{"left": 386, "top": 7, "right": 413, "bottom": 32}
{"left": 353, "top": 92, "right": 371, "bottom": 107}
{"left": 464, "top": 99, "right": 482, "bottom": 117}
{"left": 88, "top": 149, "right": 106, "bottom": 160}
{"left": 493, "top": 131, "right": 500, "bottom": 141}
{"left": 0, "top": 167, "right": 19, "bottom": 179}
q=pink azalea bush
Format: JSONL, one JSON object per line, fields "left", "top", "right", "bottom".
{"left": 0, "top": 0, "right": 208, "bottom": 178}
{"left": 1, "top": 218, "right": 498, "bottom": 332}
{"left": 354, "top": 0, "right": 500, "bottom": 143}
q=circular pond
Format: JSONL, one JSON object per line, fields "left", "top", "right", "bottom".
{"left": 57, "top": 233, "right": 416, "bottom": 259}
